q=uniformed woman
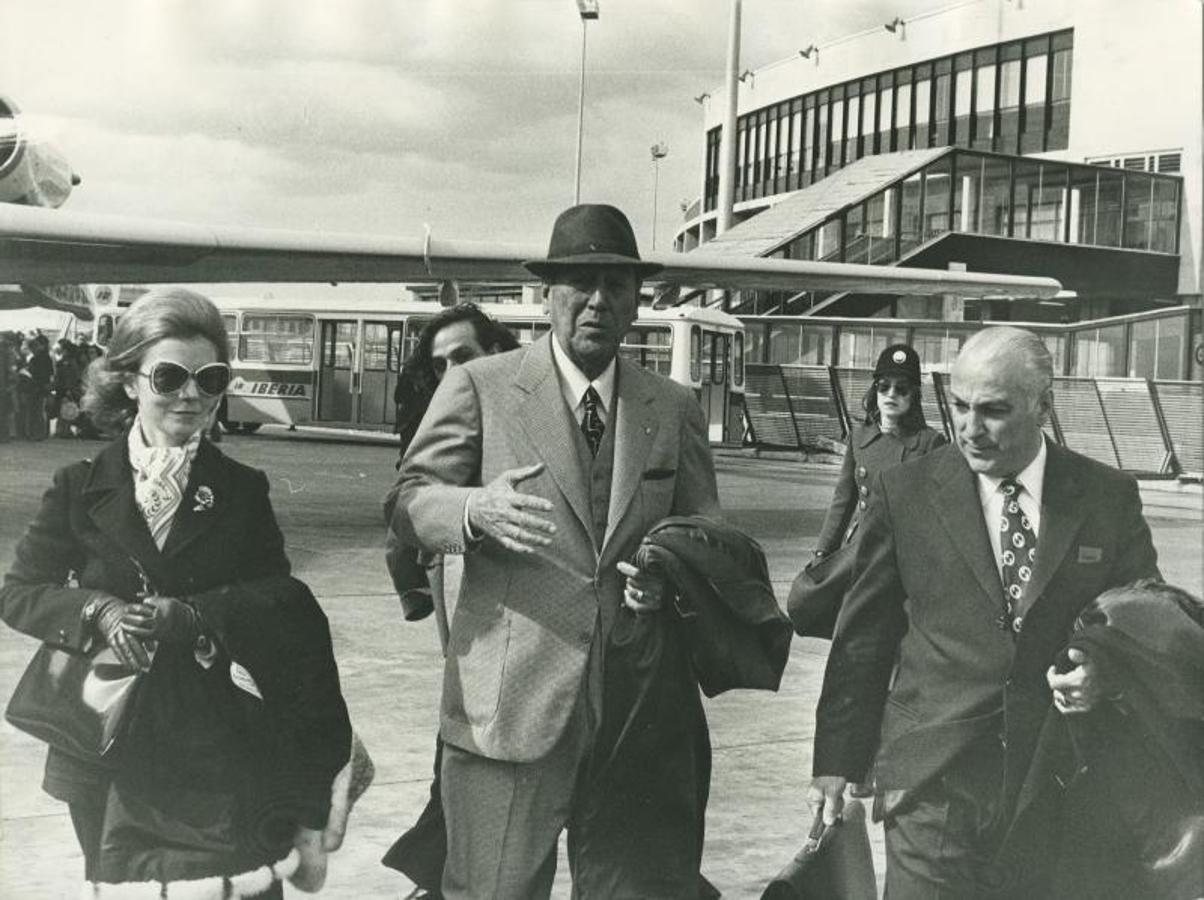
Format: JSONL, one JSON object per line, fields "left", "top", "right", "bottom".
{"left": 815, "top": 343, "right": 947, "bottom": 559}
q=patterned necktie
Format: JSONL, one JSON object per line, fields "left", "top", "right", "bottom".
{"left": 997, "top": 477, "right": 1037, "bottom": 634}
{"left": 581, "top": 386, "right": 605, "bottom": 457}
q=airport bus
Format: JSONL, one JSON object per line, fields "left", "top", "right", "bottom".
{"left": 106, "top": 296, "right": 747, "bottom": 444}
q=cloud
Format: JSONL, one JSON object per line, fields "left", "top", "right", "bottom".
{"left": 1, "top": 0, "right": 957, "bottom": 252}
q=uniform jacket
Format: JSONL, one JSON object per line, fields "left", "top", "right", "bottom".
{"left": 812, "top": 440, "right": 1160, "bottom": 820}
{"left": 387, "top": 334, "right": 719, "bottom": 763}
{"left": 0, "top": 433, "right": 293, "bottom": 802}
{"left": 814, "top": 422, "right": 946, "bottom": 555}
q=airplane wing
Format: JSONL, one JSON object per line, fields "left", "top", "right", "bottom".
{"left": 0, "top": 203, "right": 1062, "bottom": 298}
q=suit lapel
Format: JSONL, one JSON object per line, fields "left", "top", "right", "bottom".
{"left": 929, "top": 448, "right": 1007, "bottom": 612}
{"left": 160, "top": 439, "right": 230, "bottom": 560}
{"left": 602, "top": 359, "right": 659, "bottom": 552}
{"left": 1023, "top": 443, "right": 1086, "bottom": 609}
{"left": 83, "top": 437, "right": 166, "bottom": 586}
{"left": 512, "top": 337, "right": 593, "bottom": 538}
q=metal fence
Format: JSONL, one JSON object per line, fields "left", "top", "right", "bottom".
{"left": 744, "top": 363, "right": 1203, "bottom": 479}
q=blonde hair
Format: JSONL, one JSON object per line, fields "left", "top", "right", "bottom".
{"left": 82, "top": 288, "right": 229, "bottom": 434}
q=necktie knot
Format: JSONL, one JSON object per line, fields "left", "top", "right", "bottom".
{"left": 581, "top": 386, "right": 605, "bottom": 457}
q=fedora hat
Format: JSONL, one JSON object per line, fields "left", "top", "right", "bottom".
{"left": 524, "top": 204, "right": 663, "bottom": 279}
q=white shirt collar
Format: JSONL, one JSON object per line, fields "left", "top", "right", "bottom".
{"left": 975, "top": 436, "right": 1048, "bottom": 509}
{"left": 550, "top": 334, "right": 616, "bottom": 420}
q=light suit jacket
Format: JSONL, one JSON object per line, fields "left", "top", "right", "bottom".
{"left": 386, "top": 335, "right": 719, "bottom": 763}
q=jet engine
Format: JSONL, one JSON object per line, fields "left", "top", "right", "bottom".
{"left": 0, "top": 95, "right": 78, "bottom": 209}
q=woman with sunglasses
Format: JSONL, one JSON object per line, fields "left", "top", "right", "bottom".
{"left": 814, "top": 343, "right": 947, "bottom": 564}
{"left": 0, "top": 288, "right": 354, "bottom": 897}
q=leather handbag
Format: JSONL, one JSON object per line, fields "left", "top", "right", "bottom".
{"left": 786, "top": 541, "right": 856, "bottom": 639}
{"left": 5, "top": 642, "right": 143, "bottom": 763}
{"left": 761, "top": 798, "right": 877, "bottom": 900}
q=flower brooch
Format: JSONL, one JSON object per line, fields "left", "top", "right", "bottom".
{"left": 193, "top": 485, "right": 215, "bottom": 512}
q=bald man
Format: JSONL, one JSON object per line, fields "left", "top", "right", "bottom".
{"left": 808, "top": 326, "right": 1160, "bottom": 899}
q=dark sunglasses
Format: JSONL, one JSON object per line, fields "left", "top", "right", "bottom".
{"left": 138, "top": 361, "right": 231, "bottom": 397}
{"left": 875, "top": 377, "right": 913, "bottom": 396}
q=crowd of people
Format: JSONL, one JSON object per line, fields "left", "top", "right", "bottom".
{"left": 0, "top": 330, "right": 105, "bottom": 442}
{"left": 0, "top": 203, "right": 1201, "bottom": 900}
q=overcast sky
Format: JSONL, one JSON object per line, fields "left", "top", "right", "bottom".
{"left": 4, "top": 0, "right": 944, "bottom": 277}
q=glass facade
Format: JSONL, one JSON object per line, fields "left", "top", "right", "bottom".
{"left": 705, "top": 29, "right": 1075, "bottom": 211}
{"left": 764, "top": 149, "right": 1181, "bottom": 267}
{"left": 743, "top": 308, "right": 1198, "bottom": 381}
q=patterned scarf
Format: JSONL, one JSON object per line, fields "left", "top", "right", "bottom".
{"left": 127, "top": 416, "right": 203, "bottom": 550}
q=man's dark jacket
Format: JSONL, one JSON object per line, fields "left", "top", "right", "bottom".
{"left": 813, "top": 441, "right": 1160, "bottom": 850}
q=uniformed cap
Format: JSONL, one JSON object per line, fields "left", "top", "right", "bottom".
{"left": 873, "top": 343, "right": 921, "bottom": 384}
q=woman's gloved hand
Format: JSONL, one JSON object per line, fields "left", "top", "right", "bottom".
{"left": 121, "top": 595, "right": 201, "bottom": 644}
{"left": 89, "top": 595, "right": 152, "bottom": 671}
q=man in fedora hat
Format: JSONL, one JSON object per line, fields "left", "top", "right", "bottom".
{"left": 387, "top": 204, "right": 720, "bottom": 899}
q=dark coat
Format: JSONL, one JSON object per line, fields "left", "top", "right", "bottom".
{"left": 0, "top": 434, "right": 292, "bottom": 802}
{"left": 813, "top": 441, "right": 1160, "bottom": 847}
{"left": 635, "top": 514, "right": 792, "bottom": 697}
{"left": 1021, "top": 587, "right": 1204, "bottom": 899}
{"left": 814, "top": 422, "right": 946, "bottom": 555}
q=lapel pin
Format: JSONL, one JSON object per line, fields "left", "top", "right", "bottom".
{"left": 192, "top": 485, "right": 215, "bottom": 512}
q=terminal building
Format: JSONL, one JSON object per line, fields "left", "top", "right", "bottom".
{"left": 674, "top": 0, "right": 1200, "bottom": 370}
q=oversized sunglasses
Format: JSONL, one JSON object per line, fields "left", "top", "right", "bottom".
{"left": 875, "top": 377, "right": 913, "bottom": 396}
{"left": 137, "top": 361, "right": 231, "bottom": 396}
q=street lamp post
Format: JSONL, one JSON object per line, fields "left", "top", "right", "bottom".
{"left": 574, "top": 0, "right": 599, "bottom": 204}
{"left": 650, "top": 142, "right": 669, "bottom": 249}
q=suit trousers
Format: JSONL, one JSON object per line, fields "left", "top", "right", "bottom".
{"left": 882, "top": 740, "right": 1054, "bottom": 900}
{"left": 440, "top": 694, "right": 592, "bottom": 900}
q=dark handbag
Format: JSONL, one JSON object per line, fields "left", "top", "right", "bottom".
{"left": 5, "top": 642, "right": 143, "bottom": 763}
{"left": 761, "top": 798, "right": 877, "bottom": 900}
{"left": 786, "top": 541, "right": 856, "bottom": 639}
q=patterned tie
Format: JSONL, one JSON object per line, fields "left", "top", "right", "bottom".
{"left": 581, "top": 386, "right": 605, "bottom": 457}
{"left": 997, "top": 477, "right": 1038, "bottom": 634}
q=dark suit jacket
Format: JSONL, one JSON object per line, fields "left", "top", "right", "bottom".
{"left": 812, "top": 441, "right": 1160, "bottom": 822}
{"left": 388, "top": 335, "right": 720, "bottom": 762}
{"left": 0, "top": 434, "right": 291, "bottom": 802}
{"left": 815, "top": 423, "right": 946, "bottom": 555}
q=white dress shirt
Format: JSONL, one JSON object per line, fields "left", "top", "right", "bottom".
{"left": 551, "top": 333, "right": 616, "bottom": 427}
{"left": 975, "top": 438, "right": 1047, "bottom": 580}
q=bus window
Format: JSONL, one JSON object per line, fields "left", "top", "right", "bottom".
{"left": 401, "top": 318, "right": 430, "bottom": 365}
{"left": 221, "top": 314, "right": 238, "bottom": 360}
{"left": 240, "top": 315, "right": 315, "bottom": 365}
{"left": 619, "top": 325, "right": 672, "bottom": 375}
{"left": 690, "top": 326, "right": 702, "bottom": 383}
{"left": 506, "top": 321, "right": 550, "bottom": 346}
{"left": 709, "top": 332, "right": 729, "bottom": 384}
{"left": 362, "top": 323, "right": 393, "bottom": 371}
{"left": 733, "top": 332, "right": 745, "bottom": 387}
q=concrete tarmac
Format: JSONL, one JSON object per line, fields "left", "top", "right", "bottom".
{"left": 1, "top": 435, "right": 1200, "bottom": 899}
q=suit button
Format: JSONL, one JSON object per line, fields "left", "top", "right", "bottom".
{"left": 858, "top": 500, "right": 867, "bottom": 510}
{"left": 857, "top": 466, "right": 867, "bottom": 478}
{"left": 58, "top": 629, "right": 68, "bottom": 642}
{"left": 858, "top": 485, "right": 869, "bottom": 497}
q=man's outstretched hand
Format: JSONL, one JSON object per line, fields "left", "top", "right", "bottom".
{"left": 466, "top": 463, "right": 556, "bottom": 553}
